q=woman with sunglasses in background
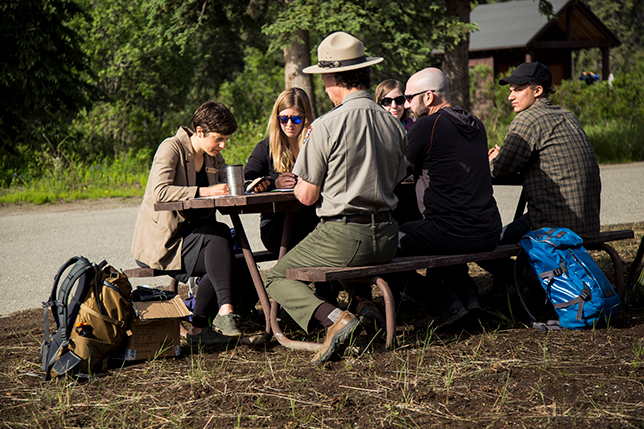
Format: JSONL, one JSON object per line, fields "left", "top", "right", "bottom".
{"left": 375, "top": 79, "right": 414, "bottom": 131}
{"left": 376, "top": 79, "right": 421, "bottom": 225}
{"left": 244, "top": 88, "right": 320, "bottom": 254}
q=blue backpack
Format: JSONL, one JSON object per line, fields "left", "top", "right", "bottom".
{"left": 514, "top": 227, "right": 621, "bottom": 330}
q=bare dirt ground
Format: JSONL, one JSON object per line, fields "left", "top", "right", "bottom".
{"left": 1, "top": 223, "right": 643, "bottom": 428}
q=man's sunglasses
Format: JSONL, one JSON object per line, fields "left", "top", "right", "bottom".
{"left": 404, "top": 90, "right": 434, "bottom": 103}
{"left": 278, "top": 115, "right": 304, "bottom": 125}
{"left": 381, "top": 96, "right": 405, "bottom": 107}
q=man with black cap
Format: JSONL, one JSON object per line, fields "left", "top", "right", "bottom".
{"left": 488, "top": 61, "right": 601, "bottom": 243}
{"left": 265, "top": 31, "right": 407, "bottom": 365}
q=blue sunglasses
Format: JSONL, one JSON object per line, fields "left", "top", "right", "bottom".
{"left": 278, "top": 115, "right": 304, "bottom": 125}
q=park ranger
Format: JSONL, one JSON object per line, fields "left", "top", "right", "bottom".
{"left": 265, "top": 31, "right": 408, "bottom": 365}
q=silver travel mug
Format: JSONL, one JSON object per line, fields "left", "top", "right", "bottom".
{"left": 225, "top": 164, "right": 245, "bottom": 196}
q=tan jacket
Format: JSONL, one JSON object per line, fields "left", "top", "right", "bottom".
{"left": 131, "top": 127, "right": 227, "bottom": 270}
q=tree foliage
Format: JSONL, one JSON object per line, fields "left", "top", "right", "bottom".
{"left": 67, "top": 0, "right": 258, "bottom": 157}
{"left": 2, "top": 0, "right": 644, "bottom": 189}
{"left": 263, "top": 0, "right": 474, "bottom": 84}
{"left": 0, "top": 0, "right": 96, "bottom": 184}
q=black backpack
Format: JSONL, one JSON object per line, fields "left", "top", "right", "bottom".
{"left": 41, "top": 256, "right": 133, "bottom": 379}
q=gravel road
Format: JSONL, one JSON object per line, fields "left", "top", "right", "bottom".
{"left": 1, "top": 162, "right": 643, "bottom": 317}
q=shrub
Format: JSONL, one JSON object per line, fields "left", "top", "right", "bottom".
{"left": 472, "top": 60, "right": 644, "bottom": 162}
{"left": 586, "top": 121, "right": 644, "bottom": 163}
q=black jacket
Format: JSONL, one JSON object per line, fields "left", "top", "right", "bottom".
{"left": 405, "top": 106, "right": 501, "bottom": 238}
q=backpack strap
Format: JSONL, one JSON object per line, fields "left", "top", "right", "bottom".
{"left": 514, "top": 249, "right": 538, "bottom": 325}
{"left": 57, "top": 258, "right": 95, "bottom": 347}
{"left": 425, "top": 114, "right": 442, "bottom": 155}
{"left": 41, "top": 257, "right": 95, "bottom": 378}
{"left": 531, "top": 320, "right": 563, "bottom": 333}
{"left": 540, "top": 267, "right": 564, "bottom": 287}
{"left": 534, "top": 228, "right": 558, "bottom": 240}
{"left": 514, "top": 249, "right": 565, "bottom": 332}
{"left": 80, "top": 303, "right": 127, "bottom": 328}
{"left": 42, "top": 257, "right": 92, "bottom": 347}
{"left": 552, "top": 285, "right": 592, "bottom": 322}
{"left": 45, "top": 256, "right": 84, "bottom": 327}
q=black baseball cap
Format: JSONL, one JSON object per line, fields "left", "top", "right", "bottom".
{"left": 499, "top": 62, "right": 552, "bottom": 88}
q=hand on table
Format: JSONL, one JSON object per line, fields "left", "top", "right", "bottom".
{"left": 199, "top": 183, "right": 229, "bottom": 197}
{"left": 250, "top": 179, "right": 270, "bottom": 193}
{"left": 275, "top": 172, "right": 298, "bottom": 189}
{"left": 488, "top": 144, "right": 501, "bottom": 162}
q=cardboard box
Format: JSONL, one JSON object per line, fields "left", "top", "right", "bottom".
{"left": 123, "top": 295, "right": 192, "bottom": 361}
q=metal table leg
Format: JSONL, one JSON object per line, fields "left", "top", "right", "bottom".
{"left": 270, "top": 299, "right": 322, "bottom": 351}
{"left": 279, "top": 212, "right": 294, "bottom": 260}
{"left": 271, "top": 276, "right": 397, "bottom": 351}
{"left": 229, "top": 213, "right": 272, "bottom": 345}
{"left": 587, "top": 242, "right": 625, "bottom": 300}
{"left": 269, "top": 211, "right": 323, "bottom": 350}
{"left": 372, "top": 276, "right": 397, "bottom": 350}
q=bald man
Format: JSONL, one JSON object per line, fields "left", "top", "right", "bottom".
{"left": 397, "top": 67, "right": 501, "bottom": 327}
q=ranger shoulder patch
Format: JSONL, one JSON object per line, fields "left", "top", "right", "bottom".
{"left": 303, "top": 125, "right": 313, "bottom": 144}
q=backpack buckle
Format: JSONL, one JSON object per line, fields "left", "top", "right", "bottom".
{"left": 580, "top": 286, "right": 592, "bottom": 302}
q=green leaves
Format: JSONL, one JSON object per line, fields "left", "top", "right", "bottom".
{"left": 0, "top": 0, "right": 97, "bottom": 185}
{"left": 262, "top": 0, "right": 475, "bottom": 84}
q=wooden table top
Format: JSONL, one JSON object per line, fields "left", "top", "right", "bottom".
{"left": 154, "top": 191, "right": 300, "bottom": 214}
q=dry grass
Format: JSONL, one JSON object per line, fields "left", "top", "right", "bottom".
{"left": 1, "top": 223, "right": 643, "bottom": 428}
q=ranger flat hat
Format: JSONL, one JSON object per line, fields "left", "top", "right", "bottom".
{"left": 499, "top": 62, "right": 552, "bottom": 89}
{"left": 303, "top": 31, "right": 383, "bottom": 74}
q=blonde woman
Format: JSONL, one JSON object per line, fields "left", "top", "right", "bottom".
{"left": 246, "top": 88, "right": 340, "bottom": 304}
{"left": 244, "top": 87, "right": 319, "bottom": 253}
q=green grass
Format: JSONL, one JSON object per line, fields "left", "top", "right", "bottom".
{"left": 0, "top": 121, "right": 268, "bottom": 205}
{"left": 585, "top": 120, "right": 644, "bottom": 164}
{"left": 0, "top": 150, "right": 151, "bottom": 204}
{"left": 2, "top": 117, "right": 644, "bottom": 206}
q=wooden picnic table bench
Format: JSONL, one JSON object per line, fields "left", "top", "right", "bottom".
{"left": 283, "top": 229, "right": 634, "bottom": 349}
{"left": 124, "top": 250, "right": 280, "bottom": 293}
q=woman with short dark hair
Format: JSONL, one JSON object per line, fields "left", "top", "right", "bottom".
{"left": 132, "top": 101, "right": 252, "bottom": 346}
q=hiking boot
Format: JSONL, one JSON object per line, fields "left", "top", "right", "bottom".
{"left": 356, "top": 300, "right": 385, "bottom": 330}
{"left": 213, "top": 313, "right": 242, "bottom": 338}
{"left": 311, "top": 311, "right": 362, "bottom": 365}
{"left": 187, "top": 326, "right": 231, "bottom": 346}
{"left": 437, "top": 299, "right": 469, "bottom": 329}
{"left": 462, "top": 289, "right": 481, "bottom": 312}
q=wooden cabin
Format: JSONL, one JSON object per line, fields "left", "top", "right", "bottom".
{"left": 468, "top": 0, "right": 620, "bottom": 84}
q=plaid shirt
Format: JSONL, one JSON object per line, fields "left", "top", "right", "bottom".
{"left": 490, "top": 98, "right": 601, "bottom": 238}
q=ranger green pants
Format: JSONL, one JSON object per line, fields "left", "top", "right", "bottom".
{"left": 266, "top": 216, "right": 398, "bottom": 333}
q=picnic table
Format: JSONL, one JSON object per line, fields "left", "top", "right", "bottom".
{"left": 151, "top": 191, "right": 301, "bottom": 344}
{"left": 131, "top": 180, "right": 635, "bottom": 352}
{"left": 148, "top": 191, "right": 400, "bottom": 352}
{"left": 282, "top": 178, "right": 633, "bottom": 349}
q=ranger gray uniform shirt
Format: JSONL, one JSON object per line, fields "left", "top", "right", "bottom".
{"left": 293, "top": 90, "right": 408, "bottom": 217}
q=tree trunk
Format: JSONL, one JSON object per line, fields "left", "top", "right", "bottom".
{"left": 444, "top": 0, "right": 471, "bottom": 110}
{"left": 284, "top": 29, "right": 317, "bottom": 117}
